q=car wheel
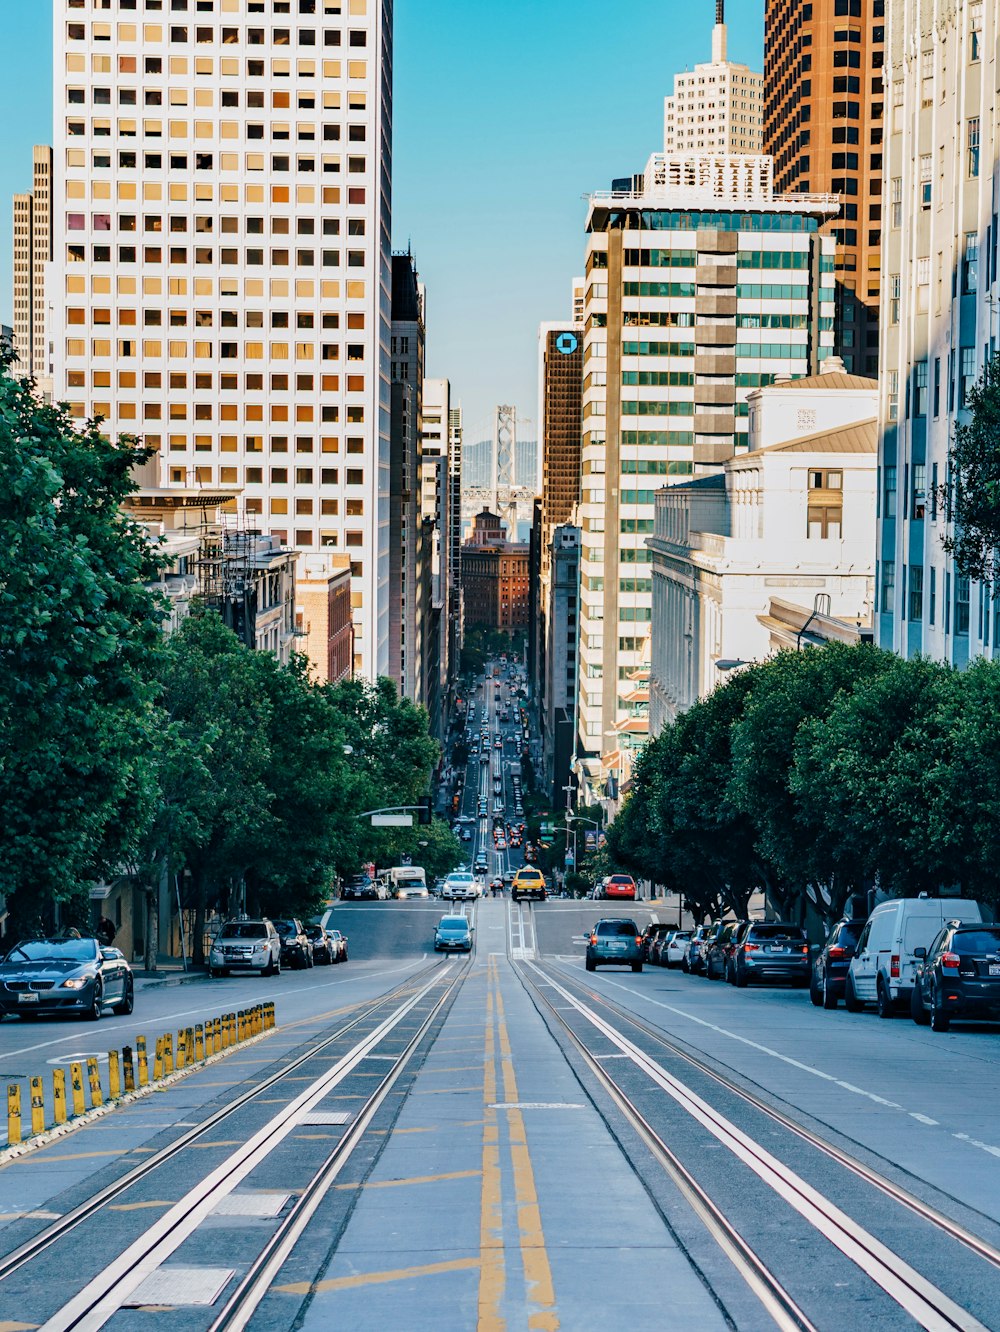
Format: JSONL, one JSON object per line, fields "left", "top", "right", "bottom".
{"left": 681, "top": 958, "right": 690, "bottom": 974}
{"left": 822, "top": 978, "right": 839, "bottom": 1010}
{"left": 735, "top": 969, "right": 749, "bottom": 988}
{"left": 585, "top": 958, "right": 595, "bottom": 972}
{"left": 85, "top": 982, "right": 103, "bottom": 1021}
{"left": 263, "top": 954, "right": 276, "bottom": 977}
{"left": 809, "top": 975, "right": 823, "bottom": 1007}
{"left": 930, "top": 988, "right": 951, "bottom": 1033}
{"left": 726, "top": 963, "right": 737, "bottom": 986}
{"left": 876, "top": 979, "right": 896, "bottom": 1019}
{"left": 631, "top": 961, "right": 642, "bottom": 974}
{"left": 112, "top": 978, "right": 134, "bottom": 1016}
{"left": 843, "top": 973, "right": 863, "bottom": 1013}
{"left": 342, "top": 949, "right": 348, "bottom": 961}
{"left": 910, "top": 984, "right": 929, "bottom": 1025}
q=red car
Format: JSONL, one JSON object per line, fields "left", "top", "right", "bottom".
{"left": 602, "top": 874, "right": 637, "bottom": 901}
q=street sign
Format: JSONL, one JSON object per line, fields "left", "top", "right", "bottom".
{"left": 372, "top": 814, "right": 413, "bottom": 827}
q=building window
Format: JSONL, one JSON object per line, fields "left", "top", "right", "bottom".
{"left": 963, "top": 231, "right": 979, "bottom": 293}
{"left": 908, "top": 565, "right": 923, "bottom": 622}
{"left": 889, "top": 273, "right": 900, "bottom": 323}
{"left": 921, "top": 49, "right": 933, "bottom": 106}
{"left": 933, "top": 359, "right": 941, "bottom": 418}
{"left": 912, "top": 463, "right": 926, "bottom": 519}
{"left": 955, "top": 574, "right": 970, "bottom": 636}
{"left": 888, "top": 370, "right": 899, "bottom": 421}
{"left": 929, "top": 567, "right": 937, "bottom": 625}
{"left": 881, "top": 560, "right": 895, "bottom": 613}
{"left": 890, "top": 176, "right": 902, "bottom": 227}
{"left": 914, "top": 360, "right": 928, "bottom": 416}
{"left": 883, "top": 463, "right": 897, "bottom": 518}
{"left": 968, "top": 117, "right": 981, "bottom": 178}
{"left": 919, "top": 154, "right": 932, "bottom": 208}
{"left": 960, "top": 346, "right": 977, "bottom": 407}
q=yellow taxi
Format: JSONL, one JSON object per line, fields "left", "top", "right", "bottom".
{"left": 511, "top": 866, "right": 546, "bottom": 903}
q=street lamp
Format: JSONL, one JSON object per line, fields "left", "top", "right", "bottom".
{"left": 715, "top": 659, "right": 752, "bottom": 673}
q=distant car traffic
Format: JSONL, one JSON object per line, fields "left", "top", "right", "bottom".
{"left": 327, "top": 929, "right": 349, "bottom": 962}
{"left": 0, "top": 936, "right": 135, "bottom": 1019}
{"left": 341, "top": 874, "right": 378, "bottom": 901}
{"left": 586, "top": 919, "right": 643, "bottom": 973}
{"left": 209, "top": 919, "right": 282, "bottom": 978}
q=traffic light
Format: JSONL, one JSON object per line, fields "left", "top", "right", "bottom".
{"left": 418, "top": 796, "right": 433, "bottom": 826}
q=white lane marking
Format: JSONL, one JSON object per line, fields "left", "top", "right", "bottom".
{"left": 42, "top": 966, "right": 453, "bottom": 1331}
{"left": 535, "top": 965, "right": 989, "bottom": 1332}
{"left": 564, "top": 963, "right": 1000, "bottom": 1166}
{"left": 585, "top": 969, "right": 904, "bottom": 1110}
{"left": 0, "top": 962, "right": 426, "bottom": 1064}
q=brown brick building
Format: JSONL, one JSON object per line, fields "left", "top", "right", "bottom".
{"left": 461, "top": 510, "right": 531, "bottom": 632}
{"left": 763, "top": 0, "right": 885, "bottom": 376}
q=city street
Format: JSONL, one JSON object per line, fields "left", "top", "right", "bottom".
{"left": 1, "top": 885, "right": 999, "bottom": 1330}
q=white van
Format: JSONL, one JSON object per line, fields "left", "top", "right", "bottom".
{"left": 846, "top": 894, "right": 983, "bottom": 1017}
{"left": 388, "top": 866, "right": 428, "bottom": 899}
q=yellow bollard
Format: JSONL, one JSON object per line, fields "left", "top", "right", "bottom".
{"left": 239, "top": 1009, "right": 246, "bottom": 1042}
{"left": 53, "top": 1068, "right": 67, "bottom": 1126}
{"left": 215, "top": 1015, "right": 222, "bottom": 1053}
{"left": 176, "top": 1029, "right": 187, "bottom": 1071}
{"left": 29, "top": 1076, "right": 45, "bottom": 1137}
{"left": 209, "top": 1016, "right": 218, "bottom": 1054}
{"left": 254, "top": 1005, "right": 262, "bottom": 1036}
{"left": 7, "top": 1085, "right": 21, "bottom": 1146}
{"left": 153, "top": 1037, "right": 164, "bottom": 1081}
{"left": 108, "top": 1051, "right": 121, "bottom": 1101}
{"left": 86, "top": 1057, "right": 103, "bottom": 1109}
{"left": 195, "top": 1024, "right": 205, "bottom": 1061}
{"left": 137, "top": 1036, "right": 148, "bottom": 1087}
{"left": 163, "top": 1033, "right": 174, "bottom": 1077}
{"left": 69, "top": 1062, "right": 85, "bottom": 1117}
{"left": 123, "top": 1047, "right": 136, "bottom": 1094}
{"left": 186, "top": 1027, "right": 195, "bottom": 1062}
{"left": 222, "top": 1014, "right": 231, "bottom": 1049}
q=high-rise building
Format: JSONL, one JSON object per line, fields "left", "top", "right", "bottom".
{"left": 575, "top": 151, "right": 837, "bottom": 806}
{"left": 664, "top": 2, "right": 764, "bottom": 156}
{"left": 542, "top": 524, "right": 581, "bottom": 804}
{"left": 877, "top": 0, "right": 995, "bottom": 666}
{"left": 12, "top": 146, "right": 53, "bottom": 388}
{"left": 389, "top": 253, "right": 425, "bottom": 702}
{"left": 461, "top": 509, "right": 530, "bottom": 632}
{"left": 763, "top": 0, "right": 885, "bottom": 375}
{"left": 51, "top": 1, "right": 393, "bottom": 680}
{"left": 447, "top": 402, "right": 464, "bottom": 678}
{"left": 420, "top": 377, "right": 453, "bottom": 736}
{"left": 572, "top": 277, "right": 585, "bottom": 325}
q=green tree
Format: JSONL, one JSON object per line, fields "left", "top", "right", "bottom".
{"left": 943, "top": 351, "right": 1000, "bottom": 580}
{"left": 0, "top": 372, "right": 165, "bottom": 930}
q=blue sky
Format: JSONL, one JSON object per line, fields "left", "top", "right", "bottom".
{"left": 1, "top": 1, "right": 763, "bottom": 435}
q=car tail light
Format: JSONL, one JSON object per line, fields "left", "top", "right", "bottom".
{"left": 827, "top": 946, "right": 847, "bottom": 960}
{"left": 590, "top": 935, "right": 597, "bottom": 946}
{"left": 941, "top": 952, "right": 961, "bottom": 970}
{"left": 744, "top": 943, "right": 759, "bottom": 953}
{"left": 890, "top": 954, "right": 900, "bottom": 978}
{"left": 800, "top": 945, "right": 809, "bottom": 955}
{"left": 635, "top": 937, "right": 642, "bottom": 947}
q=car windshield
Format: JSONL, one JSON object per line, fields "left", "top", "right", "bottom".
{"left": 597, "top": 921, "right": 637, "bottom": 937}
{"left": 219, "top": 922, "right": 268, "bottom": 940}
{"left": 748, "top": 924, "right": 806, "bottom": 941}
{"left": 952, "top": 929, "right": 1000, "bottom": 955}
{"left": 6, "top": 938, "right": 99, "bottom": 963}
{"left": 439, "top": 920, "right": 469, "bottom": 932}
{"left": 305, "top": 926, "right": 323, "bottom": 939}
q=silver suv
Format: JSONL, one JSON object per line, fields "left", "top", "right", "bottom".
{"left": 209, "top": 919, "right": 281, "bottom": 977}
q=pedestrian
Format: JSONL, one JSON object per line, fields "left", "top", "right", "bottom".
{"left": 96, "top": 915, "right": 116, "bottom": 946}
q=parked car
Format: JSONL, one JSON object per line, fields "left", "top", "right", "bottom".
{"left": 341, "top": 874, "right": 377, "bottom": 901}
{"left": 911, "top": 923, "right": 1000, "bottom": 1031}
{"left": 327, "top": 929, "right": 349, "bottom": 962}
{"left": 683, "top": 925, "right": 715, "bottom": 975}
{"left": 305, "top": 924, "right": 335, "bottom": 965}
{"left": 845, "top": 895, "right": 984, "bottom": 1017}
{"left": 704, "top": 920, "right": 745, "bottom": 981}
{"left": 809, "top": 917, "right": 866, "bottom": 1008}
{"left": 272, "top": 919, "right": 314, "bottom": 970}
{"left": 661, "top": 930, "right": 692, "bottom": 968}
{"left": 511, "top": 867, "right": 546, "bottom": 903}
{"left": 732, "top": 922, "right": 809, "bottom": 988}
{"left": 0, "top": 935, "right": 135, "bottom": 1019}
{"left": 434, "top": 915, "right": 474, "bottom": 953}
{"left": 586, "top": 918, "right": 643, "bottom": 973}
{"left": 603, "top": 874, "right": 637, "bottom": 901}
{"left": 208, "top": 919, "right": 281, "bottom": 979}
{"left": 640, "top": 922, "right": 672, "bottom": 962}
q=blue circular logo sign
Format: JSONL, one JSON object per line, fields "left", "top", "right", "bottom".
{"left": 555, "top": 332, "right": 579, "bottom": 356}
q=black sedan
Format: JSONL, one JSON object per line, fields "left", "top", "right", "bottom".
{"left": 306, "top": 925, "right": 335, "bottom": 965}
{"left": 911, "top": 923, "right": 1000, "bottom": 1031}
{"left": 810, "top": 917, "right": 866, "bottom": 1009}
{"left": 0, "top": 937, "right": 134, "bottom": 1020}
{"left": 272, "top": 919, "right": 314, "bottom": 970}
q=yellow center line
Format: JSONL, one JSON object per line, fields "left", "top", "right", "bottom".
{"left": 478, "top": 955, "right": 505, "bottom": 1331}
{"left": 495, "top": 980, "right": 560, "bottom": 1332}
{"left": 334, "top": 1169, "right": 481, "bottom": 1191}
{"left": 108, "top": 1200, "right": 175, "bottom": 1212}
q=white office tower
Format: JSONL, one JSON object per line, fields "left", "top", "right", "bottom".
{"left": 664, "top": 0, "right": 763, "bottom": 155}
{"left": 51, "top": 0, "right": 393, "bottom": 679}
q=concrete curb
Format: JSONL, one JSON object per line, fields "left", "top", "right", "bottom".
{"left": 135, "top": 970, "right": 212, "bottom": 991}
{"left": 0, "top": 1025, "right": 276, "bottom": 1166}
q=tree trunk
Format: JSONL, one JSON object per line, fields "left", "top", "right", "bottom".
{"left": 192, "top": 869, "right": 207, "bottom": 967}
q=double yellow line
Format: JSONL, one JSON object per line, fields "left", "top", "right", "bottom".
{"left": 478, "top": 955, "right": 559, "bottom": 1331}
